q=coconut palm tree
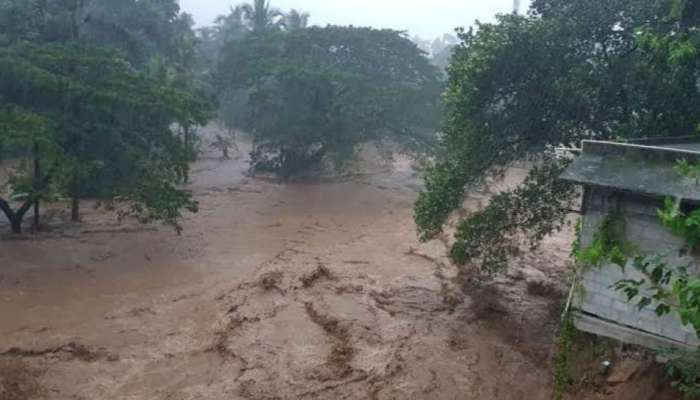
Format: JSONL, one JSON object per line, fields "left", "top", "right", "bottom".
{"left": 239, "top": 0, "right": 282, "bottom": 33}
{"left": 214, "top": 6, "right": 247, "bottom": 43}
{"left": 282, "top": 9, "right": 309, "bottom": 31}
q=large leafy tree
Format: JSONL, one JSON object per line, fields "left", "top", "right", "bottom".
{"left": 0, "top": 0, "right": 212, "bottom": 233}
{"left": 199, "top": 2, "right": 307, "bottom": 68}
{"left": 415, "top": 0, "right": 700, "bottom": 272}
{"left": 197, "top": 6, "right": 248, "bottom": 68}
{"left": 199, "top": 2, "right": 291, "bottom": 136}
{"left": 0, "top": 108, "right": 57, "bottom": 233}
{"left": 218, "top": 26, "right": 442, "bottom": 178}
{"left": 0, "top": 42, "right": 204, "bottom": 233}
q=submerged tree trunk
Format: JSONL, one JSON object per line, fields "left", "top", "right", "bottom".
{"left": 71, "top": 170, "right": 80, "bottom": 222}
{"left": 71, "top": 194, "right": 80, "bottom": 222}
{"left": 184, "top": 125, "right": 192, "bottom": 184}
{"left": 34, "top": 199, "right": 40, "bottom": 229}
{"left": 0, "top": 198, "right": 32, "bottom": 234}
{"left": 33, "top": 142, "right": 41, "bottom": 229}
{"left": 0, "top": 156, "right": 56, "bottom": 234}
{"left": 184, "top": 125, "right": 191, "bottom": 154}
{"left": 10, "top": 217, "right": 21, "bottom": 234}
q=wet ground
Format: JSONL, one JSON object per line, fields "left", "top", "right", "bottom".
{"left": 0, "top": 126, "right": 574, "bottom": 399}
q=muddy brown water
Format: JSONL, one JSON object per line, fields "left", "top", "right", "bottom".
{"left": 0, "top": 127, "right": 570, "bottom": 400}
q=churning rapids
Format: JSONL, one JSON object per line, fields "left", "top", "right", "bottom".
{"left": 0, "top": 125, "right": 572, "bottom": 400}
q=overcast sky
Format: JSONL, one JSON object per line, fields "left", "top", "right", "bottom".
{"left": 179, "top": 0, "right": 527, "bottom": 39}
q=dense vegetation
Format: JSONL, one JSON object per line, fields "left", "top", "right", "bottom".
{"left": 415, "top": 0, "right": 700, "bottom": 272}
{"left": 218, "top": 26, "right": 442, "bottom": 177}
{"left": 211, "top": 3, "right": 442, "bottom": 178}
{"left": 412, "top": 34, "right": 459, "bottom": 72}
{"left": 0, "top": 0, "right": 213, "bottom": 233}
{"left": 0, "top": 0, "right": 441, "bottom": 233}
{"left": 0, "top": 0, "right": 443, "bottom": 232}
{"left": 570, "top": 168, "right": 700, "bottom": 396}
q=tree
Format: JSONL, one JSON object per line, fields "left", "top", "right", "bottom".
{"left": 218, "top": 26, "right": 442, "bottom": 178}
{"left": 0, "top": 108, "right": 58, "bottom": 233}
{"left": 412, "top": 33, "right": 458, "bottom": 71}
{"left": 0, "top": 0, "right": 195, "bottom": 67}
{"left": 210, "top": 134, "right": 234, "bottom": 160}
{"left": 239, "top": 0, "right": 283, "bottom": 33}
{"left": 415, "top": 0, "right": 700, "bottom": 272}
{"left": 201, "top": 6, "right": 251, "bottom": 134}
{"left": 203, "top": 3, "right": 314, "bottom": 140}
{"left": 0, "top": 0, "right": 212, "bottom": 230}
{"left": 283, "top": 9, "right": 309, "bottom": 31}
{"left": 198, "top": 6, "right": 248, "bottom": 66}
{"left": 0, "top": 40, "right": 207, "bottom": 234}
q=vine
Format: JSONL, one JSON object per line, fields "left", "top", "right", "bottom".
{"left": 675, "top": 159, "right": 700, "bottom": 187}
{"left": 570, "top": 218, "right": 582, "bottom": 259}
{"left": 553, "top": 160, "right": 700, "bottom": 398}
{"left": 552, "top": 311, "right": 576, "bottom": 400}
{"left": 607, "top": 160, "right": 700, "bottom": 398}
{"left": 614, "top": 195, "right": 700, "bottom": 335}
{"left": 658, "top": 196, "right": 700, "bottom": 249}
{"left": 575, "top": 211, "right": 632, "bottom": 269}
{"left": 612, "top": 254, "right": 676, "bottom": 317}
{"left": 551, "top": 218, "right": 586, "bottom": 399}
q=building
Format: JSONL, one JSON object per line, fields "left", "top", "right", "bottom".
{"left": 561, "top": 138, "right": 700, "bottom": 349}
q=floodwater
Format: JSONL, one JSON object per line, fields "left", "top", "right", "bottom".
{"left": 0, "top": 126, "right": 571, "bottom": 399}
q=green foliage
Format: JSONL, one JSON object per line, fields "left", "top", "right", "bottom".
{"left": 0, "top": 107, "right": 60, "bottom": 203}
{"left": 576, "top": 212, "right": 630, "bottom": 269}
{"left": 0, "top": 0, "right": 213, "bottom": 233}
{"left": 218, "top": 26, "right": 442, "bottom": 178}
{"left": 449, "top": 157, "right": 575, "bottom": 272}
{"left": 676, "top": 159, "right": 700, "bottom": 186}
{"left": 659, "top": 348, "right": 700, "bottom": 398}
{"left": 415, "top": 0, "right": 700, "bottom": 271}
{"left": 0, "top": 0, "right": 196, "bottom": 67}
{"left": 414, "top": 161, "right": 468, "bottom": 241}
{"left": 615, "top": 256, "right": 700, "bottom": 398}
{"left": 612, "top": 254, "right": 676, "bottom": 316}
{"left": 570, "top": 218, "right": 583, "bottom": 259}
{"left": 675, "top": 278, "right": 700, "bottom": 334}
{"left": 612, "top": 253, "right": 700, "bottom": 337}
{"left": 0, "top": 41, "right": 206, "bottom": 232}
{"left": 121, "top": 179, "right": 198, "bottom": 235}
{"left": 282, "top": 9, "right": 309, "bottom": 31}
{"left": 197, "top": 0, "right": 298, "bottom": 74}
{"left": 658, "top": 197, "right": 700, "bottom": 248}
{"left": 610, "top": 170, "right": 700, "bottom": 397}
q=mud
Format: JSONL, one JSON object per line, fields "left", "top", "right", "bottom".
{"left": 0, "top": 125, "right": 633, "bottom": 399}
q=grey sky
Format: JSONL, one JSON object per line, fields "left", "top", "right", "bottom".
{"left": 179, "top": 0, "right": 527, "bottom": 39}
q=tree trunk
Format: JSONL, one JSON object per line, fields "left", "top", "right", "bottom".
{"left": 184, "top": 125, "right": 191, "bottom": 183}
{"left": 184, "top": 125, "right": 191, "bottom": 154}
{"left": 33, "top": 142, "right": 40, "bottom": 229}
{"left": 71, "top": 171, "right": 80, "bottom": 222}
{"left": 0, "top": 198, "right": 32, "bottom": 234}
{"left": 71, "top": 194, "right": 80, "bottom": 222}
{"left": 34, "top": 201, "right": 40, "bottom": 229}
{"left": 10, "top": 216, "right": 21, "bottom": 234}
